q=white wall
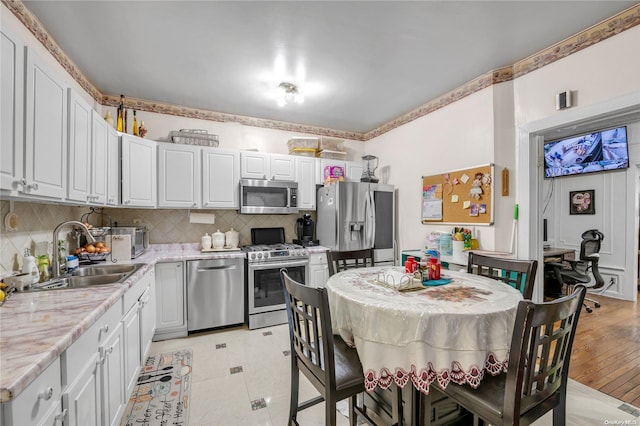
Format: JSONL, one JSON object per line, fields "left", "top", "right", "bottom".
{"left": 365, "top": 87, "right": 499, "bottom": 253}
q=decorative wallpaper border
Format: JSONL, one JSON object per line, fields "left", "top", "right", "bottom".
{"left": 4, "top": 0, "right": 640, "bottom": 142}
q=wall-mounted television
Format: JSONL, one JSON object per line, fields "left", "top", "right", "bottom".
{"left": 544, "top": 125, "right": 629, "bottom": 178}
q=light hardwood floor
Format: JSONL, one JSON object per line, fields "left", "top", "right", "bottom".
{"left": 569, "top": 291, "right": 640, "bottom": 407}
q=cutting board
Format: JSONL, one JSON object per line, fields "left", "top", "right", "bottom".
{"left": 110, "top": 234, "right": 131, "bottom": 262}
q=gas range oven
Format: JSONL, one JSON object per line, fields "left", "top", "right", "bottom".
{"left": 242, "top": 228, "right": 310, "bottom": 329}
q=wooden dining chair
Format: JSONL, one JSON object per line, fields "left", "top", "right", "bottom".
{"left": 280, "top": 269, "right": 375, "bottom": 426}
{"left": 327, "top": 248, "right": 375, "bottom": 276}
{"left": 437, "top": 284, "right": 586, "bottom": 426}
{"left": 467, "top": 252, "right": 538, "bottom": 299}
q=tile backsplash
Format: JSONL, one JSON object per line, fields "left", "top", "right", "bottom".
{"left": 1, "top": 200, "right": 313, "bottom": 274}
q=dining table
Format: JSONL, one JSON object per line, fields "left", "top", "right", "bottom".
{"left": 325, "top": 266, "right": 524, "bottom": 396}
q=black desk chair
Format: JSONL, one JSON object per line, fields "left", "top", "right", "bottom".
{"left": 327, "top": 248, "right": 375, "bottom": 276}
{"left": 546, "top": 229, "right": 605, "bottom": 313}
{"left": 467, "top": 252, "right": 538, "bottom": 299}
{"left": 438, "top": 285, "right": 587, "bottom": 426}
{"left": 280, "top": 269, "right": 375, "bottom": 426}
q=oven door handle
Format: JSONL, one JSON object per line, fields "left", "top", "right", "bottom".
{"left": 249, "top": 261, "right": 309, "bottom": 270}
{"left": 196, "top": 265, "right": 238, "bottom": 272}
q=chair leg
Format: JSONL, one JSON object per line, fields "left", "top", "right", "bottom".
{"left": 326, "top": 395, "right": 337, "bottom": 426}
{"left": 552, "top": 398, "right": 567, "bottom": 426}
{"left": 349, "top": 395, "right": 357, "bottom": 426}
{"left": 289, "top": 363, "right": 300, "bottom": 425}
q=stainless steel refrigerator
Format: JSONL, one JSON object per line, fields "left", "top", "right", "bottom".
{"left": 316, "top": 182, "right": 396, "bottom": 265}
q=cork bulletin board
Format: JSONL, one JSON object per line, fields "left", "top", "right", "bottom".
{"left": 421, "top": 164, "right": 494, "bottom": 225}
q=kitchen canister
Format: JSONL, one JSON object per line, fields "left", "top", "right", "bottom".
{"left": 212, "top": 229, "right": 225, "bottom": 249}
{"left": 439, "top": 234, "right": 453, "bottom": 256}
{"left": 225, "top": 228, "right": 239, "bottom": 248}
{"left": 201, "top": 233, "right": 212, "bottom": 250}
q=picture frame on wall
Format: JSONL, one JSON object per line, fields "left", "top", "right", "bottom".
{"left": 569, "top": 190, "right": 595, "bottom": 215}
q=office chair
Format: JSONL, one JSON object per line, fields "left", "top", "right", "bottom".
{"left": 437, "top": 285, "right": 587, "bottom": 425}
{"left": 546, "top": 229, "right": 605, "bottom": 313}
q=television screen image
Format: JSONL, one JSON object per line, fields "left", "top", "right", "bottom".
{"left": 544, "top": 126, "right": 629, "bottom": 178}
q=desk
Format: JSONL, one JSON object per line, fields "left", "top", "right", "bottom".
{"left": 543, "top": 247, "right": 575, "bottom": 262}
{"left": 325, "top": 267, "right": 523, "bottom": 396}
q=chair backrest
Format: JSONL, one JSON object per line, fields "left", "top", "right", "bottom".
{"left": 280, "top": 269, "right": 336, "bottom": 389}
{"left": 467, "top": 252, "right": 538, "bottom": 299}
{"left": 502, "top": 285, "right": 586, "bottom": 424}
{"left": 579, "top": 229, "right": 604, "bottom": 260}
{"left": 327, "top": 248, "right": 375, "bottom": 276}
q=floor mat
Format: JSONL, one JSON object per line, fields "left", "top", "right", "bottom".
{"left": 120, "top": 348, "right": 193, "bottom": 426}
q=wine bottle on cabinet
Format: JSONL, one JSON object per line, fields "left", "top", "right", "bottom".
{"left": 117, "top": 94, "right": 124, "bottom": 132}
{"left": 132, "top": 110, "right": 139, "bottom": 136}
{"left": 124, "top": 108, "right": 128, "bottom": 133}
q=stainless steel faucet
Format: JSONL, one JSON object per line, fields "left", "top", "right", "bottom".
{"left": 52, "top": 221, "right": 96, "bottom": 278}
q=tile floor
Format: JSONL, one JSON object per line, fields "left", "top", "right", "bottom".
{"left": 148, "top": 323, "right": 640, "bottom": 426}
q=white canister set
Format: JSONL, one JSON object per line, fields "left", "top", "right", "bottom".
{"left": 201, "top": 228, "right": 240, "bottom": 250}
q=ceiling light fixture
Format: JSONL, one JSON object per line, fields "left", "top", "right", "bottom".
{"left": 277, "top": 82, "right": 304, "bottom": 107}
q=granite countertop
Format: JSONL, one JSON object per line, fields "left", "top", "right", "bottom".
{"left": 0, "top": 243, "right": 327, "bottom": 403}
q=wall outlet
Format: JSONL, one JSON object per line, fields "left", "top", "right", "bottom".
{"left": 133, "top": 218, "right": 142, "bottom": 224}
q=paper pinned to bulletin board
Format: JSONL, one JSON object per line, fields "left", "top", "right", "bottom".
{"left": 421, "top": 164, "right": 494, "bottom": 225}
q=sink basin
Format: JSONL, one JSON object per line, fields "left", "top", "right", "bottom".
{"left": 25, "top": 263, "right": 143, "bottom": 292}
{"left": 72, "top": 263, "right": 140, "bottom": 277}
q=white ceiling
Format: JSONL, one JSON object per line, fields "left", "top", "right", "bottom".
{"left": 21, "top": 1, "right": 638, "bottom": 134}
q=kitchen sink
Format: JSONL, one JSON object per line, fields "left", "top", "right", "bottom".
{"left": 71, "top": 263, "right": 140, "bottom": 277}
{"left": 25, "top": 263, "right": 143, "bottom": 292}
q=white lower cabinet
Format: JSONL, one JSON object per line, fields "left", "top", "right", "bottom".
{"left": 63, "top": 352, "right": 100, "bottom": 426}
{"left": 139, "top": 270, "right": 156, "bottom": 362}
{"left": 309, "top": 252, "right": 329, "bottom": 288}
{"left": 122, "top": 302, "right": 141, "bottom": 399}
{"left": 154, "top": 262, "right": 187, "bottom": 340}
{"left": 1, "top": 358, "right": 64, "bottom": 425}
{"left": 100, "top": 322, "right": 125, "bottom": 426}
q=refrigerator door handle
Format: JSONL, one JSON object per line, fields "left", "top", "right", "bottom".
{"left": 370, "top": 190, "right": 376, "bottom": 248}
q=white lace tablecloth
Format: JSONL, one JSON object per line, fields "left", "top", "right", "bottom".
{"left": 325, "top": 267, "right": 523, "bottom": 395}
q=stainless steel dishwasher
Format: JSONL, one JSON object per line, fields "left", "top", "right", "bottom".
{"left": 186, "top": 257, "right": 245, "bottom": 332}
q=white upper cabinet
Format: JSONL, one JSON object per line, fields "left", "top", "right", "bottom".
{"left": 240, "top": 151, "right": 295, "bottom": 181}
{"left": 346, "top": 160, "right": 364, "bottom": 182}
{"left": 295, "top": 156, "right": 316, "bottom": 210}
{"left": 90, "top": 110, "right": 108, "bottom": 204}
{"left": 24, "top": 47, "right": 68, "bottom": 199}
{"left": 121, "top": 134, "right": 157, "bottom": 207}
{"left": 240, "top": 151, "right": 269, "bottom": 180}
{"left": 0, "top": 22, "right": 24, "bottom": 193}
{"left": 158, "top": 142, "right": 201, "bottom": 208}
{"left": 106, "top": 126, "right": 119, "bottom": 206}
{"left": 202, "top": 147, "right": 240, "bottom": 209}
{"left": 270, "top": 153, "right": 296, "bottom": 181}
{"left": 67, "top": 89, "right": 92, "bottom": 203}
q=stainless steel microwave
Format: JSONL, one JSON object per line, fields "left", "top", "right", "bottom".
{"left": 239, "top": 179, "right": 298, "bottom": 214}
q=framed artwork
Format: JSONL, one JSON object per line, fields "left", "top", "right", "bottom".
{"left": 569, "top": 190, "right": 595, "bottom": 215}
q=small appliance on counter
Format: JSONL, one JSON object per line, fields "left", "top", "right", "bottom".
{"left": 361, "top": 155, "right": 380, "bottom": 183}
{"left": 293, "top": 214, "right": 319, "bottom": 247}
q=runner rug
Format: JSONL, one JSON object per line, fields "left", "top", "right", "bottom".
{"left": 120, "top": 348, "right": 193, "bottom": 426}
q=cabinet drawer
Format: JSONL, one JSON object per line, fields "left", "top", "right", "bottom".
{"left": 309, "top": 252, "right": 328, "bottom": 266}
{"left": 123, "top": 270, "right": 149, "bottom": 313}
{"left": 4, "top": 358, "right": 61, "bottom": 426}
{"left": 62, "top": 301, "right": 122, "bottom": 386}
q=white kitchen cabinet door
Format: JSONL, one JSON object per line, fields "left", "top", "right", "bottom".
{"left": 67, "top": 89, "right": 92, "bottom": 203}
{"left": 24, "top": 47, "right": 68, "bottom": 199}
{"left": 270, "top": 154, "right": 296, "bottom": 181}
{"left": 122, "top": 303, "right": 141, "bottom": 399}
{"left": 106, "top": 126, "right": 119, "bottom": 206}
{"left": 90, "top": 110, "right": 108, "bottom": 204}
{"left": 346, "top": 160, "right": 364, "bottom": 182}
{"left": 154, "top": 262, "right": 187, "bottom": 340}
{"left": 309, "top": 252, "right": 329, "bottom": 288}
{"left": 316, "top": 159, "right": 346, "bottom": 185}
{"left": 100, "top": 322, "right": 125, "bottom": 426}
{"left": 202, "top": 147, "right": 240, "bottom": 209}
{"left": 0, "top": 22, "right": 24, "bottom": 193}
{"left": 139, "top": 273, "right": 156, "bottom": 361}
{"left": 240, "top": 151, "right": 269, "bottom": 179}
{"left": 63, "top": 352, "right": 101, "bottom": 426}
{"left": 121, "top": 134, "right": 157, "bottom": 207}
{"left": 158, "top": 142, "right": 201, "bottom": 208}
{"left": 295, "top": 156, "right": 316, "bottom": 210}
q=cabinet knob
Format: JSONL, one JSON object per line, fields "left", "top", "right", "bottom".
{"left": 107, "top": 346, "right": 114, "bottom": 354}
{"left": 55, "top": 408, "right": 68, "bottom": 424}
{"left": 38, "top": 386, "right": 53, "bottom": 400}
{"left": 193, "top": 202, "right": 197, "bottom": 207}
{"left": 100, "top": 324, "right": 109, "bottom": 334}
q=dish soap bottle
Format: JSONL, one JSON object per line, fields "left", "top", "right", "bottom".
{"left": 22, "top": 249, "right": 39, "bottom": 284}
{"left": 201, "top": 233, "right": 212, "bottom": 250}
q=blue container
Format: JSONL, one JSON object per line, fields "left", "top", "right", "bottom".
{"left": 439, "top": 234, "right": 453, "bottom": 256}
